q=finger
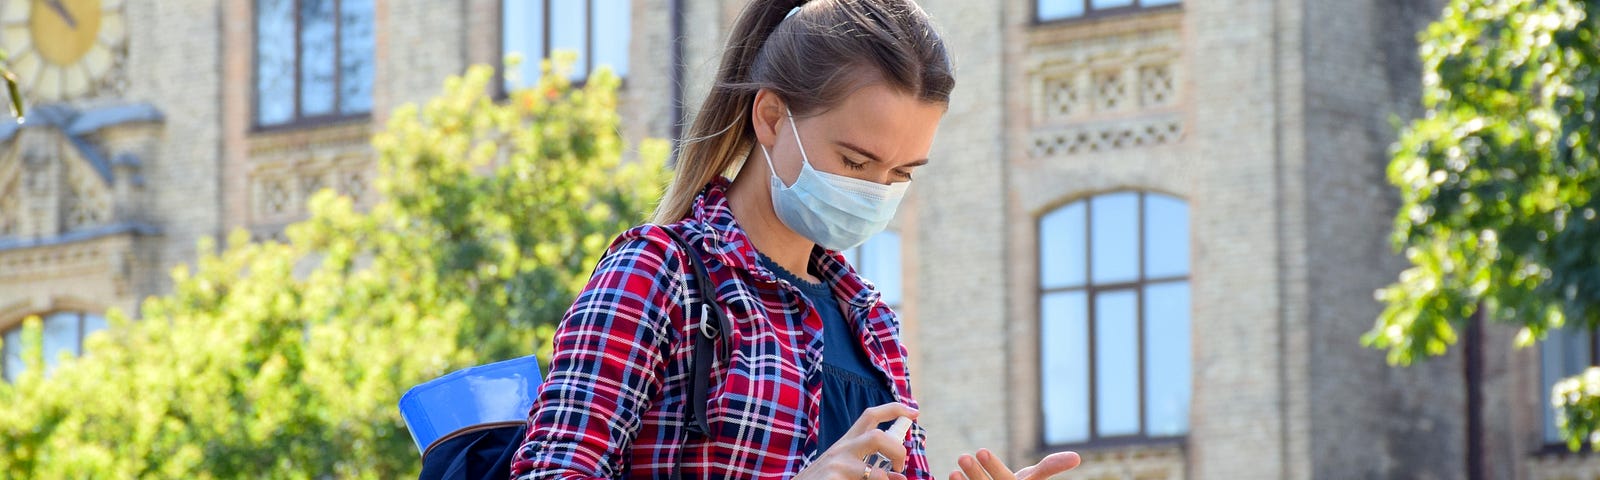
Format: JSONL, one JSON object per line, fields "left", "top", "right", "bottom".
{"left": 949, "top": 470, "right": 968, "bottom": 480}
{"left": 845, "top": 402, "right": 918, "bottom": 439}
{"left": 888, "top": 472, "right": 908, "bottom": 480}
{"left": 1014, "top": 452, "right": 1082, "bottom": 480}
{"left": 958, "top": 454, "right": 991, "bottom": 480}
{"left": 849, "top": 429, "right": 909, "bottom": 470}
{"left": 975, "top": 449, "right": 1015, "bottom": 480}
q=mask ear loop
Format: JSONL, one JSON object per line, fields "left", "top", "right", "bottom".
{"left": 762, "top": 107, "right": 808, "bottom": 190}
{"left": 784, "top": 108, "right": 814, "bottom": 168}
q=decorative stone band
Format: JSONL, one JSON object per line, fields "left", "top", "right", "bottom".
{"left": 1029, "top": 114, "right": 1184, "bottom": 158}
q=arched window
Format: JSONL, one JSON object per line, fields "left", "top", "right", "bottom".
{"left": 1, "top": 311, "right": 108, "bottom": 382}
{"left": 1038, "top": 191, "right": 1190, "bottom": 445}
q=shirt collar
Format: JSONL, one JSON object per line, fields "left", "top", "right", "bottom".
{"left": 682, "top": 178, "right": 886, "bottom": 310}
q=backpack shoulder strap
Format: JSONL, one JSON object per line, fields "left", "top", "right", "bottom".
{"left": 657, "top": 226, "right": 731, "bottom": 437}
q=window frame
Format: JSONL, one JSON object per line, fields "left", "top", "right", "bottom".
{"left": 1032, "top": 0, "right": 1183, "bottom": 25}
{"left": 1539, "top": 326, "right": 1600, "bottom": 452}
{"left": 495, "top": 0, "right": 631, "bottom": 98}
{"left": 252, "top": 0, "right": 375, "bottom": 131}
{"left": 1036, "top": 191, "right": 1191, "bottom": 450}
{"left": 1, "top": 310, "right": 105, "bottom": 382}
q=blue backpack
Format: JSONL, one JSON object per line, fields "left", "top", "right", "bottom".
{"left": 399, "top": 227, "right": 732, "bottom": 479}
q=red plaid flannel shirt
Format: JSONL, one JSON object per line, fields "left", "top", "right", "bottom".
{"left": 510, "top": 178, "right": 929, "bottom": 479}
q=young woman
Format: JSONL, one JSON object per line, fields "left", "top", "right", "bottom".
{"left": 510, "top": 1, "right": 1081, "bottom": 478}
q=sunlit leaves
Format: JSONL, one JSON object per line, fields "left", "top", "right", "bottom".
{"left": 1367, "top": 0, "right": 1600, "bottom": 451}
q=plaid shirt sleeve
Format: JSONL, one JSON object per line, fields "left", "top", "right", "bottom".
{"left": 509, "top": 229, "right": 682, "bottom": 479}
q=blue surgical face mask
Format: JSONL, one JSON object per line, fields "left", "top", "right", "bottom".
{"left": 760, "top": 108, "right": 910, "bottom": 251}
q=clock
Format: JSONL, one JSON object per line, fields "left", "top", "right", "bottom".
{"left": 1, "top": 0, "right": 126, "bottom": 102}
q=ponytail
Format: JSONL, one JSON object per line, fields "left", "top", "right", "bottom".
{"left": 651, "top": 1, "right": 802, "bottom": 224}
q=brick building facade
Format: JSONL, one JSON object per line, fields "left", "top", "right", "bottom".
{"left": 0, "top": 0, "right": 1580, "bottom": 478}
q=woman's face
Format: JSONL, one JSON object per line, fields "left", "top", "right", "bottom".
{"left": 760, "top": 82, "right": 946, "bottom": 187}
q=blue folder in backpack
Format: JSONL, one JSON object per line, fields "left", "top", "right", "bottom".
{"left": 399, "top": 355, "right": 542, "bottom": 479}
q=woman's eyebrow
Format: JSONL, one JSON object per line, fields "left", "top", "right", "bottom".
{"left": 837, "top": 140, "right": 929, "bottom": 167}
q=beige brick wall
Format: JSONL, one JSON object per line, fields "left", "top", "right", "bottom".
{"left": 122, "top": 0, "right": 225, "bottom": 301}
{"left": 1300, "top": 0, "right": 1467, "bottom": 478}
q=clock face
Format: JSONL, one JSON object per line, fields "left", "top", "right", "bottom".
{"left": 2, "top": 0, "right": 126, "bottom": 101}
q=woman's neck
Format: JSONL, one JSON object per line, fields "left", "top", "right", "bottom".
{"left": 725, "top": 146, "right": 820, "bottom": 283}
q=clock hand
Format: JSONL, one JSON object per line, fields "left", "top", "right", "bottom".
{"left": 42, "top": 0, "right": 78, "bottom": 29}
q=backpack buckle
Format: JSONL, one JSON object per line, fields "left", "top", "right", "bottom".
{"left": 698, "top": 304, "right": 719, "bottom": 339}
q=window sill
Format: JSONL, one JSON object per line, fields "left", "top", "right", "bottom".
{"left": 250, "top": 113, "right": 372, "bottom": 135}
{"left": 246, "top": 117, "right": 374, "bottom": 157}
{"left": 1037, "top": 434, "right": 1186, "bottom": 456}
{"left": 1532, "top": 443, "right": 1599, "bottom": 458}
{"left": 1033, "top": 438, "right": 1186, "bottom": 480}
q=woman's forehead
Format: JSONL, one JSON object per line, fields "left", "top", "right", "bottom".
{"left": 811, "top": 83, "right": 945, "bottom": 163}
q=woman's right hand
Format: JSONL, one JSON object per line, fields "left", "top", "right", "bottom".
{"left": 794, "top": 402, "right": 920, "bottom": 480}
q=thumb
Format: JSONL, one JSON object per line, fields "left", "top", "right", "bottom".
{"left": 1016, "top": 452, "right": 1081, "bottom": 480}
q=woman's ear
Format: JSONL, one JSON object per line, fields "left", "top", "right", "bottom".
{"left": 750, "top": 88, "right": 786, "bottom": 151}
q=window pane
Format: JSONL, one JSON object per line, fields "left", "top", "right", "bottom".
{"left": 1037, "top": 0, "right": 1085, "bottom": 21}
{"left": 1041, "top": 291, "right": 1089, "bottom": 444}
{"left": 1040, "top": 202, "right": 1086, "bottom": 289}
{"left": 1144, "top": 194, "right": 1189, "bottom": 278}
{"left": 299, "top": 0, "right": 338, "bottom": 116}
{"left": 1543, "top": 326, "right": 1592, "bottom": 443}
{"left": 42, "top": 312, "right": 79, "bottom": 372}
{"left": 84, "top": 313, "right": 107, "bottom": 342}
{"left": 550, "top": 1, "right": 588, "bottom": 80}
{"left": 591, "top": 0, "right": 630, "bottom": 78}
{"left": 863, "top": 232, "right": 903, "bottom": 307}
{"left": 1090, "top": 193, "right": 1139, "bottom": 284}
{"left": 256, "top": 0, "right": 296, "bottom": 125}
{"left": 3, "top": 328, "right": 21, "bottom": 382}
{"left": 1144, "top": 0, "right": 1181, "bottom": 6}
{"left": 1144, "top": 281, "right": 1190, "bottom": 436}
{"left": 338, "top": 0, "right": 374, "bottom": 114}
{"left": 1092, "top": 0, "right": 1135, "bottom": 8}
{"left": 1094, "top": 290, "right": 1140, "bottom": 436}
{"left": 501, "top": 0, "right": 544, "bottom": 91}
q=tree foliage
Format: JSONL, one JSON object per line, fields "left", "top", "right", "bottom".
{"left": 0, "top": 58, "right": 667, "bottom": 477}
{"left": 1365, "top": 0, "right": 1600, "bottom": 450}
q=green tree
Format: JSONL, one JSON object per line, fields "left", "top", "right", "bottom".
{"left": 0, "top": 58, "right": 667, "bottom": 478}
{"left": 1364, "top": 0, "right": 1600, "bottom": 451}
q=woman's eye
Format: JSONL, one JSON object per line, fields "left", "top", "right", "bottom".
{"left": 842, "top": 158, "right": 867, "bottom": 170}
{"left": 894, "top": 170, "right": 914, "bottom": 180}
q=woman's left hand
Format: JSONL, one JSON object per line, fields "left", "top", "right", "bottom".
{"left": 949, "top": 448, "right": 1080, "bottom": 480}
